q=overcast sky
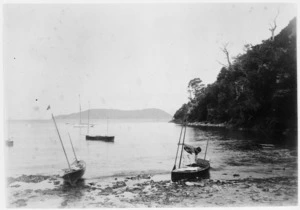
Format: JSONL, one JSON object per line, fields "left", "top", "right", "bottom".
{"left": 3, "top": 2, "right": 297, "bottom": 120}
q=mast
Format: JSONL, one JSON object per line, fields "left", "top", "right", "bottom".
{"left": 51, "top": 113, "right": 71, "bottom": 170}
{"left": 106, "top": 117, "right": 108, "bottom": 135}
{"left": 68, "top": 132, "right": 78, "bottom": 162}
{"left": 178, "top": 90, "right": 192, "bottom": 168}
{"left": 178, "top": 119, "right": 187, "bottom": 168}
{"left": 79, "top": 95, "right": 82, "bottom": 124}
{"left": 87, "top": 101, "right": 90, "bottom": 135}
{"left": 173, "top": 125, "right": 184, "bottom": 170}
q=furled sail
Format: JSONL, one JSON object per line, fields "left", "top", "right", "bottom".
{"left": 183, "top": 144, "right": 202, "bottom": 155}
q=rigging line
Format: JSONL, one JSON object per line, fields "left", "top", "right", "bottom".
{"left": 68, "top": 132, "right": 78, "bottom": 162}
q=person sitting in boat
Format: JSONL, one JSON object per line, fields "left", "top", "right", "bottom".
{"left": 183, "top": 144, "right": 202, "bottom": 162}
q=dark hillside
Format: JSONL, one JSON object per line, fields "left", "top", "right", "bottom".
{"left": 173, "top": 18, "right": 297, "bottom": 143}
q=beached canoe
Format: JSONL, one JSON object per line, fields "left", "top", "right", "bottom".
{"left": 171, "top": 158, "right": 210, "bottom": 182}
{"left": 62, "top": 160, "right": 86, "bottom": 185}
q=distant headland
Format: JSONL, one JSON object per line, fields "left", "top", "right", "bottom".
{"left": 56, "top": 108, "right": 172, "bottom": 120}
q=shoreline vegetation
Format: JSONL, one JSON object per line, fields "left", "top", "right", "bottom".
{"left": 170, "top": 119, "right": 297, "bottom": 146}
{"left": 172, "top": 18, "right": 297, "bottom": 144}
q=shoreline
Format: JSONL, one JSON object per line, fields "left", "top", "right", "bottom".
{"left": 6, "top": 173, "right": 297, "bottom": 207}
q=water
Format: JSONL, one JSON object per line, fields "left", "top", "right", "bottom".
{"left": 4, "top": 119, "right": 297, "bottom": 180}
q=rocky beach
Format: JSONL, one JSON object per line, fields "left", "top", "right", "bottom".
{"left": 6, "top": 172, "right": 297, "bottom": 208}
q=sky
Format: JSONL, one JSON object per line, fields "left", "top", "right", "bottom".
{"left": 3, "top": 2, "right": 297, "bottom": 120}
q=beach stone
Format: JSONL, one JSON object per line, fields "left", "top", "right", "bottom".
{"left": 194, "top": 182, "right": 205, "bottom": 187}
{"left": 25, "top": 189, "right": 33, "bottom": 193}
{"left": 54, "top": 181, "right": 60, "bottom": 185}
{"left": 61, "top": 200, "right": 68, "bottom": 207}
{"left": 185, "top": 182, "right": 195, "bottom": 186}
{"left": 13, "top": 199, "right": 27, "bottom": 207}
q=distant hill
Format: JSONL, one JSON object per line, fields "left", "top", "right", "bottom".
{"left": 56, "top": 108, "right": 172, "bottom": 120}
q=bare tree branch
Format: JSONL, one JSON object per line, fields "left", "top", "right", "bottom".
{"left": 269, "top": 9, "right": 280, "bottom": 41}
{"left": 216, "top": 60, "right": 227, "bottom": 67}
{"left": 220, "top": 43, "right": 232, "bottom": 69}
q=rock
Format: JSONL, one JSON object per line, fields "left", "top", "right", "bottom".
{"left": 54, "top": 181, "right": 60, "bottom": 185}
{"left": 13, "top": 199, "right": 27, "bottom": 207}
{"left": 195, "top": 182, "right": 205, "bottom": 187}
{"left": 61, "top": 200, "right": 68, "bottom": 207}
{"left": 10, "top": 184, "right": 21, "bottom": 188}
{"left": 25, "top": 189, "right": 33, "bottom": 193}
{"left": 233, "top": 174, "right": 240, "bottom": 177}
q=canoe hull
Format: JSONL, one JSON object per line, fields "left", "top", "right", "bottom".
{"left": 171, "top": 159, "right": 210, "bottom": 182}
{"left": 86, "top": 135, "right": 115, "bottom": 142}
{"left": 62, "top": 160, "right": 86, "bottom": 186}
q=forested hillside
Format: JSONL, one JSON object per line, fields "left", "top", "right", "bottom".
{"left": 173, "top": 18, "right": 297, "bottom": 141}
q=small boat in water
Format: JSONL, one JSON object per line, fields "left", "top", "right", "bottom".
{"left": 85, "top": 102, "right": 115, "bottom": 142}
{"left": 73, "top": 123, "right": 94, "bottom": 128}
{"left": 73, "top": 95, "right": 94, "bottom": 128}
{"left": 86, "top": 135, "right": 114, "bottom": 142}
{"left": 171, "top": 119, "right": 210, "bottom": 182}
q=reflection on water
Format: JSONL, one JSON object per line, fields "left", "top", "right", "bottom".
{"left": 5, "top": 119, "right": 297, "bottom": 181}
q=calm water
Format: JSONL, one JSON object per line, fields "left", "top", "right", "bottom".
{"left": 4, "top": 119, "right": 297, "bottom": 180}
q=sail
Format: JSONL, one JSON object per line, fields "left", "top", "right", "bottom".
{"left": 183, "top": 144, "right": 202, "bottom": 155}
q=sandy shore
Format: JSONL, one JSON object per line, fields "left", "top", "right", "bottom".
{"left": 6, "top": 173, "right": 297, "bottom": 208}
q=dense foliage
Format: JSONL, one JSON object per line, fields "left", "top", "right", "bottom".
{"left": 174, "top": 18, "right": 297, "bottom": 139}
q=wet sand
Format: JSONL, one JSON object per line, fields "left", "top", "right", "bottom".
{"left": 6, "top": 173, "right": 297, "bottom": 208}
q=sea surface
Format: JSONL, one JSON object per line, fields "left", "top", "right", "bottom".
{"left": 4, "top": 119, "right": 297, "bottom": 180}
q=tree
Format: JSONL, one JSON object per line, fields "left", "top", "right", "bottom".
{"left": 187, "top": 78, "right": 205, "bottom": 101}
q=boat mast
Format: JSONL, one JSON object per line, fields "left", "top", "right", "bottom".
{"left": 87, "top": 101, "right": 90, "bottom": 135}
{"left": 68, "top": 132, "right": 78, "bottom": 162}
{"left": 106, "top": 117, "right": 109, "bottom": 135}
{"left": 79, "top": 95, "right": 82, "bottom": 124}
{"left": 178, "top": 91, "right": 192, "bottom": 169}
{"left": 173, "top": 125, "right": 184, "bottom": 170}
{"left": 178, "top": 119, "right": 187, "bottom": 168}
{"left": 51, "top": 113, "right": 71, "bottom": 170}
